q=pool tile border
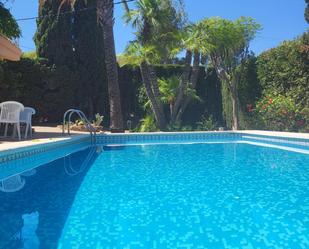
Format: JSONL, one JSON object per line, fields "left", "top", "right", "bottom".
{"left": 96, "top": 131, "right": 241, "bottom": 145}
{"left": 96, "top": 132, "right": 309, "bottom": 148}
{"left": 0, "top": 131, "right": 308, "bottom": 164}
{"left": 0, "top": 135, "right": 90, "bottom": 164}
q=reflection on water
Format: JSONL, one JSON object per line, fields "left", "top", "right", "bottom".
{"left": 0, "top": 146, "right": 100, "bottom": 249}
{"left": 0, "top": 174, "right": 25, "bottom": 193}
{"left": 58, "top": 143, "right": 309, "bottom": 249}
{"left": 22, "top": 212, "right": 39, "bottom": 249}
{"left": 21, "top": 169, "right": 37, "bottom": 177}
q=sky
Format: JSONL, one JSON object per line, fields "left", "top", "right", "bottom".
{"left": 6, "top": 0, "right": 309, "bottom": 55}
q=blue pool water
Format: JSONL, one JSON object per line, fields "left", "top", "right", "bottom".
{"left": 1, "top": 142, "right": 309, "bottom": 249}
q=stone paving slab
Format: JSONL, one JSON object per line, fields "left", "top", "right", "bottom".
{"left": 0, "top": 126, "right": 89, "bottom": 152}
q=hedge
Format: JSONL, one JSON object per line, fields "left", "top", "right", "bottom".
{"left": 0, "top": 60, "right": 225, "bottom": 128}
{"left": 1, "top": 32, "right": 307, "bottom": 131}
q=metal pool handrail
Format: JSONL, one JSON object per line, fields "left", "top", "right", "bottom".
{"left": 63, "top": 109, "right": 96, "bottom": 144}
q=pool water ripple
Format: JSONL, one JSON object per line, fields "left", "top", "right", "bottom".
{"left": 55, "top": 143, "right": 309, "bottom": 249}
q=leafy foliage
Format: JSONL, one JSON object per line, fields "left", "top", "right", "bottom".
{"left": 123, "top": 0, "right": 186, "bottom": 46}
{"left": 0, "top": 2, "right": 21, "bottom": 39}
{"left": 22, "top": 51, "right": 37, "bottom": 60}
{"left": 257, "top": 32, "right": 309, "bottom": 115}
{"left": 122, "top": 0, "right": 187, "bottom": 65}
{"left": 72, "top": 0, "right": 107, "bottom": 118}
{"left": 158, "top": 75, "right": 201, "bottom": 106}
{"left": 158, "top": 75, "right": 180, "bottom": 104}
{"left": 254, "top": 94, "right": 307, "bottom": 132}
{"left": 167, "top": 121, "right": 192, "bottom": 131}
{"left": 195, "top": 17, "right": 261, "bottom": 62}
{"left": 195, "top": 17, "right": 261, "bottom": 130}
{"left": 93, "top": 113, "right": 104, "bottom": 126}
{"left": 139, "top": 114, "right": 158, "bottom": 132}
{"left": 222, "top": 54, "right": 262, "bottom": 129}
{"left": 35, "top": 0, "right": 75, "bottom": 67}
{"left": 254, "top": 32, "right": 309, "bottom": 132}
{"left": 196, "top": 115, "right": 217, "bottom": 131}
{"left": 35, "top": 0, "right": 107, "bottom": 119}
{"left": 0, "top": 58, "right": 77, "bottom": 122}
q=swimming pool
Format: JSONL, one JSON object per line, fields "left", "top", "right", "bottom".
{"left": 0, "top": 132, "right": 309, "bottom": 248}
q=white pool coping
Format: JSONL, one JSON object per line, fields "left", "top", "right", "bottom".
{"left": 0, "top": 130, "right": 308, "bottom": 154}
{"left": 234, "top": 130, "right": 309, "bottom": 139}
{"left": 0, "top": 134, "right": 89, "bottom": 153}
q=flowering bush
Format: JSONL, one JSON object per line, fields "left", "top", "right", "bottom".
{"left": 253, "top": 94, "right": 306, "bottom": 131}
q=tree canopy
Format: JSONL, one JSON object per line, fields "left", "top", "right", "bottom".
{"left": 0, "top": 2, "right": 21, "bottom": 39}
{"left": 192, "top": 17, "right": 261, "bottom": 129}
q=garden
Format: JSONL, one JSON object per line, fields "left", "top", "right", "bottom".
{"left": 0, "top": 0, "right": 308, "bottom": 133}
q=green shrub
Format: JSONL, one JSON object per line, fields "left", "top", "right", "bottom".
{"left": 139, "top": 115, "right": 158, "bottom": 132}
{"left": 254, "top": 33, "right": 309, "bottom": 132}
{"left": 257, "top": 32, "right": 309, "bottom": 113}
{"left": 196, "top": 115, "right": 217, "bottom": 131}
{"left": 167, "top": 122, "right": 193, "bottom": 132}
{"left": 93, "top": 113, "right": 104, "bottom": 127}
{"left": 254, "top": 94, "right": 306, "bottom": 132}
{"left": 22, "top": 51, "right": 37, "bottom": 60}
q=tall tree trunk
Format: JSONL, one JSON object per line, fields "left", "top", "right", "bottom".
{"left": 120, "top": 0, "right": 166, "bottom": 129}
{"left": 148, "top": 64, "right": 165, "bottom": 116}
{"left": 175, "top": 50, "right": 200, "bottom": 122}
{"left": 140, "top": 61, "right": 167, "bottom": 129}
{"left": 190, "top": 50, "right": 201, "bottom": 88}
{"left": 171, "top": 50, "right": 192, "bottom": 123}
{"left": 97, "top": 0, "right": 124, "bottom": 132}
{"left": 211, "top": 54, "right": 239, "bottom": 130}
{"left": 230, "top": 81, "right": 239, "bottom": 130}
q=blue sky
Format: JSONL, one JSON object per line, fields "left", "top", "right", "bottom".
{"left": 6, "top": 0, "right": 308, "bottom": 55}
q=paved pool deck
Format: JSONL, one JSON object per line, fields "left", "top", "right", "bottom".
{"left": 0, "top": 126, "right": 90, "bottom": 152}
{"left": 0, "top": 126, "right": 308, "bottom": 152}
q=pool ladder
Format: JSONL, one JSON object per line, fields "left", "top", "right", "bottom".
{"left": 63, "top": 109, "right": 96, "bottom": 144}
{"left": 64, "top": 146, "right": 97, "bottom": 176}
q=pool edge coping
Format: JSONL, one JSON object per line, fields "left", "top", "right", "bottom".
{"left": 0, "top": 131, "right": 308, "bottom": 164}
{"left": 0, "top": 135, "right": 91, "bottom": 163}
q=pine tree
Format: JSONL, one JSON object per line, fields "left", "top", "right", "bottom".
{"left": 35, "top": 0, "right": 75, "bottom": 68}
{"left": 72, "top": 0, "right": 108, "bottom": 117}
{"left": 34, "top": 0, "right": 108, "bottom": 119}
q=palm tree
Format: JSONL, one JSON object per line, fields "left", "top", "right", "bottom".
{"left": 158, "top": 75, "right": 200, "bottom": 119}
{"left": 120, "top": 41, "right": 167, "bottom": 129}
{"left": 122, "top": 0, "right": 189, "bottom": 129}
{"left": 171, "top": 23, "right": 203, "bottom": 123}
{"left": 122, "top": 0, "right": 170, "bottom": 129}
{"left": 58, "top": 0, "right": 124, "bottom": 132}
{"left": 97, "top": 0, "right": 124, "bottom": 132}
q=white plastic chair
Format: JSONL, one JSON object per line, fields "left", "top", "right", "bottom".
{"left": 19, "top": 107, "right": 36, "bottom": 139}
{"left": 0, "top": 174, "right": 25, "bottom": 192}
{"left": 0, "top": 101, "right": 24, "bottom": 140}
